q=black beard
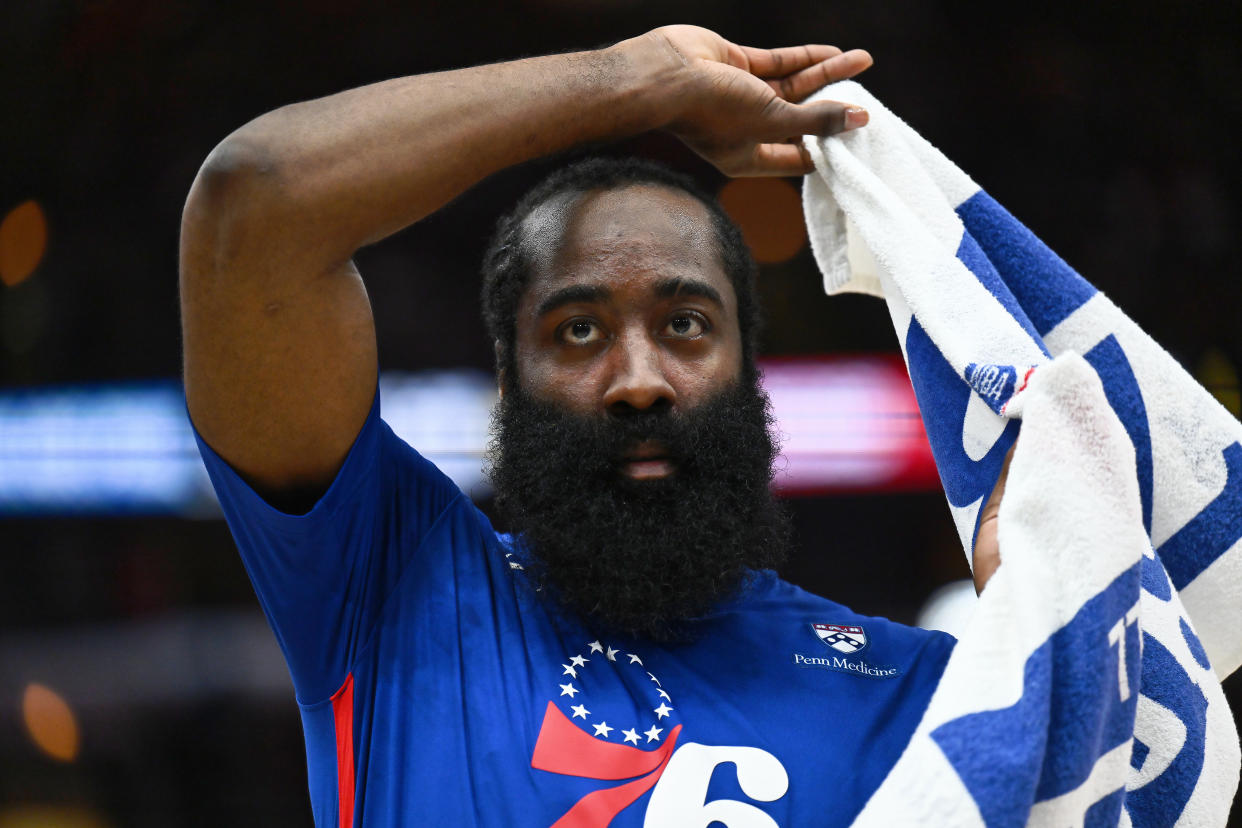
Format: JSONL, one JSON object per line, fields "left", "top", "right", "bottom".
{"left": 486, "top": 374, "right": 792, "bottom": 642}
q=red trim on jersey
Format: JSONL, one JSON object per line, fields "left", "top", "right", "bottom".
{"left": 331, "top": 673, "right": 356, "bottom": 828}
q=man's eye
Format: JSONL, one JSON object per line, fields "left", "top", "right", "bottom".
{"left": 560, "top": 319, "right": 605, "bottom": 344}
{"left": 664, "top": 314, "right": 707, "bottom": 338}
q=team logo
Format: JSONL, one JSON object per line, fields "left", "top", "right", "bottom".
{"left": 530, "top": 640, "right": 683, "bottom": 826}
{"left": 531, "top": 640, "right": 793, "bottom": 824}
{"left": 812, "top": 623, "right": 868, "bottom": 654}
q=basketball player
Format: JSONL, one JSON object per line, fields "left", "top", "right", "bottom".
{"left": 181, "top": 24, "right": 1003, "bottom": 826}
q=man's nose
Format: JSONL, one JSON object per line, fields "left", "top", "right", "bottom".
{"left": 602, "top": 331, "right": 676, "bottom": 413}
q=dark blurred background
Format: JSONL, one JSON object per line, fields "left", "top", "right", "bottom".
{"left": 1, "top": 1, "right": 1240, "bottom": 826}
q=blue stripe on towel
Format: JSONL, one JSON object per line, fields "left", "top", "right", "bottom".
{"left": 1156, "top": 441, "right": 1242, "bottom": 589}
{"left": 905, "top": 318, "right": 1020, "bottom": 510}
{"left": 954, "top": 225, "right": 1049, "bottom": 357}
{"left": 956, "top": 191, "right": 1097, "bottom": 336}
{"left": 1123, "top": 632, "right": 1209, "bottom": 824}
{"left": 1141, "top": 554, "right": 1173, "bottom": 601}
{"left": 931, "top": 564, "right": 1141, "bottom": 827}
{"left": 1082, "top": 335, "right": 1155, "bottom": 534}
{"left": 1084, "top": 788, "right": 1126, "bottom": 828}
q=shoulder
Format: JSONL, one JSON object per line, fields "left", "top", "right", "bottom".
{"left": 738, "top": 570, "right": 956, "bottom": 653}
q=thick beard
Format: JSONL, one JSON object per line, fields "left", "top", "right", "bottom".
{"left": 486, "top": 374, "right": 792, "bottom": 642}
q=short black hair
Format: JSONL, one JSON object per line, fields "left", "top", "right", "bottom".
{"left": 481, "top": 156, "right": 761, "bottom": 390}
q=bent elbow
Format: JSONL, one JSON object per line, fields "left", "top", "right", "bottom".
{"left": 180, "top": 128, "right": 289, "bottom": 280}
{"left": 186, "top": 130, "right": 281, "bottom": 218}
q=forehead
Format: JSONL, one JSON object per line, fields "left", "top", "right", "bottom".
{"left": 519, "top": 184, "right": 734, "bottom": 309}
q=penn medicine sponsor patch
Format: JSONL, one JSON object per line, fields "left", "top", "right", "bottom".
{"left": 812, "top": 623, "right": 867, "bottom": 654}
{"left": 796, "top": 623, "right": 901, "bottom": 679}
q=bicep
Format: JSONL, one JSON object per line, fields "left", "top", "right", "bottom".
{"left": 180, "top": 158, "right": 378, "bottom": 504}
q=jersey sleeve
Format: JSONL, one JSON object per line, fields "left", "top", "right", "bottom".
{"left": 192, "top": 389, "right": 464, "bottom": 704}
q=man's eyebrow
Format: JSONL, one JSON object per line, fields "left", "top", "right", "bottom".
{"left": 535, "top": 284, "right": 611, "bottom": 318}
{"left": 655, "top": 277, "right": 723, "bottom": 307}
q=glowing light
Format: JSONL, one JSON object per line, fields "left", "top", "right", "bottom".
{"left": 762, "top": 355, "right": 938, "bottom": 494}
{"left": 1196, "top": 347, "right": 1240, "bottom": 419}
{"left": 0, "top": 805, "right": 111, "bottom": 828}
{"left": 0, "top": 362, "right": 938, "bottom": 514}
{"left": 21, "top": 683, "right": 79, "bottom": 762}
{"left": 717, "top": 178, "right": 807, "bottom": 264}
{"left": 0, "top": 201, "right": 48, "bottom": 287}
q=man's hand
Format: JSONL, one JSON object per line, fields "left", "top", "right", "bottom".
{"left": 973, "top": 444, "right": 1016, "bottom": 594}
{"left": 637, "top": 25, "right": 872, "bottom": 176}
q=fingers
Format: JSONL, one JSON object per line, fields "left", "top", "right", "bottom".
{"left": 758, "top": 96, "right": 868, "bottom": 140}
{"left": 739, "top": 44, "right": 842, "bottom": 77}
{"left": 972, "top": 443, "right": 1016, "bottom": 594}
{"left": 766, "top": 49, "right": 874, "bottom": 102}
{"left": 669, "top": 40, "right": 872, "bottom": 177}
{"left": 972, "top": 515, "right": 1001, "bottom": 594}
{"left": 746, "top": 142, "right": 817, "bottom": 176}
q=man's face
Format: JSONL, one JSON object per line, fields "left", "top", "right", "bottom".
{"left": 490, "top": 183, "right": 789, "bottom": 641}
{"left": 512, "top": 185, "right": 745, "bottom": 450}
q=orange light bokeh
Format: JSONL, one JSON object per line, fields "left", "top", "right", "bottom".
{"left": 0, "top": 805, "right": 111, "bottom": 828}
{"left": 21, "top": 683, "right": 80, "bottom": 763}
{"left": 0, "top": 201, "right": 49, "bottom": 287}
{"left": 717, "top": 178, "right": 807, "bottom": 265}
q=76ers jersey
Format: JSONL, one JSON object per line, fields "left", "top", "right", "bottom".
{"left": 195, "top": 393, "right": 955, "bottom": 827}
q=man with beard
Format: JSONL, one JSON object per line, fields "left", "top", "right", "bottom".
{"left": 183, "top": 25, "right": 991, "bottom": 827}
{"left": 484, "top": 158, "right": 794, "bottom": 641}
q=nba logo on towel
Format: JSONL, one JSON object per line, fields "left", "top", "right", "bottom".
{"left": 813, "top": 623, "right": 867, "bottom": 654}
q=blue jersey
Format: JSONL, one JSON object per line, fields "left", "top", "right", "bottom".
{"left": 195, "top": 393, "right": 955, "bottom": 827}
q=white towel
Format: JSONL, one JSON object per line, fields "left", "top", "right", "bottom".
{"left": 802, "top": 80, "right": 1241, "bottom": 827}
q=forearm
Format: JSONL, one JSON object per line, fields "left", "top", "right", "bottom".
{"left": 200, "top": 35, "right": 676, "bottom": 264}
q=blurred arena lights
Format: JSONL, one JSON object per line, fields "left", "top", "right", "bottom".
{"left": 1197, "top": 346, "right": 1241, "bottom": 418}
{"left": 0, "top": 201, "right": 48, "bottom": 287}
{"left": 718, "top": 178, "right": 808, "bottom": 264}
{"left": 764, "top": 354, "right": 938, "bottom": 494}
{"left": 0, "top": 805, "right": 111, "bottom": 828}
{"left": 20, "top": 683, "right": 79, "bottom": 763}
{"left": 0, "top": 357, "right": 938, "bottom": 515}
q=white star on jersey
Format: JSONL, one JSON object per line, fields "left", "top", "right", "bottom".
{"left": 549, "top": 641, "right": 679, "bottom": 748}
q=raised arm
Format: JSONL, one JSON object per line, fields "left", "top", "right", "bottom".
{"left": 180, "top": 25, "right": 871, "bottom": 506}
